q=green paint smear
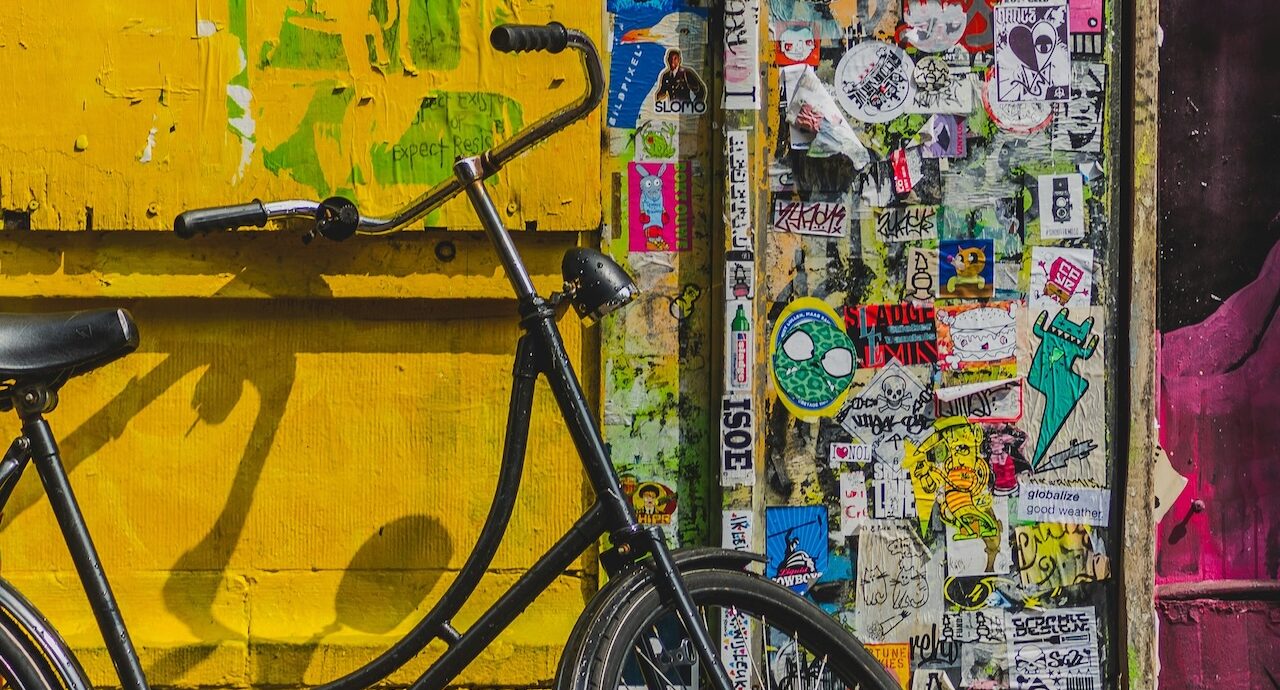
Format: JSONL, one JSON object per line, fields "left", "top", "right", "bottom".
{"left": 407, "top": 0, "right": 461, "bottom": 70}
{"left": 228, "top": 0, "right": 249, "bottom": 87}
{"left": 263, "top": 84, "right": 355, "bottom": 197}
{"left": 370, "top": 92, "right": 522, "bottom": 186}
{"left": 263, "top": 5, "right": 348, "bottom": 71}
{"left": 367, "top": 0, "right": 401, "bottom": 70}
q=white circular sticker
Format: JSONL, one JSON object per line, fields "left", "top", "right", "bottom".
{"left": 834, "top": 41, "right": 915, "bottom": 124}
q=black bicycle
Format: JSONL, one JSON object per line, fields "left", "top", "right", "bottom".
{"left": 0, "top": 23, "right": 896, "bottom": 690}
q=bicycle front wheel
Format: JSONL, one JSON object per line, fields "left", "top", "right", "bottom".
{"left": 580, "top": 569, "right": 898, "bottom": 690}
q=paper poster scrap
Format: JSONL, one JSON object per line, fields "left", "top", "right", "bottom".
{"left": 725, "top": 129, "right": 752, "bottom": 251}
{"left": 841, "top": 471, "right": 870, "bottom": 535}
{"left": 905, "top": 246, "right": 939, "bottom": 303}
{"left": 871, "top": 461, "right": 919, "bottom": 520}
{"left": 856, "top": 526, "right": 943, "bottom": 643}
{"left": 1069, "top": 0, "right": 1104, "bottom": 54}
{"left": 948, "top": 610, "right": 1013, "bottom": 688}
{"left": 726, "top": 300, "right": 754, "bottom": 392}
{"left": 1030, "top": 246, "right": 1094, "bottom": 312}
{"left": 776, "top": 21, "right": 820, "bottom": 66}
{"left": 771, "top": 199, "right": 849, "bottom": 237}
{"left": 1037, "top": 173, "right": 1086, "bottom": 239}
{"left": 911, "top": 670, "right": 956, "bottom": 690}
{"left": 628, "top": 162, "right": 690, "bottom": 252}
{"left": 945, "top": 496, "right": 1012, "bottom": 577}
{"left": 608, "top": 6, "right": 710, "bottom": 128}
{"left": 720, "top": 396, "right": 756, "bottom": 486}
{"left": 875, "top": 206, "right": 938, "bottom": 243}
{"left": 766, "top": 505, "right": 828, "bottom": 593}
{"left": 722, "top": 509, "right": 754, "bottom": 551}
{"left": 1017, "top": 483, "right": 1111, "bottom": 526}
{"left": 632, "top": 480, "right": 677, "bottom": 526}
{"left": 936, "top": 302, "right": 1019, "bottom": 370}
{"left": 722, "top": 0, "right": 760, "bottom": 110}
{"left": 921, "top": 115, "right": 967, "bottom": 159}
{"left": 830, "top": 442, "right": 873, "bottom": 465}
{"left": 935, "top": 378, "right": 1023, "bottom": 423}
{"left": 984, "top": 423, "right": 1027, "bottom": 495}
{"left": 721, "top": 608, "right": 751, "bottom": 690}
{"left": 938, "top": 239, "right": 995, "bottom": 298}
{"left": 843, "top": 303, "right": 939, "bottom": 368}
{"left": 903, "top": 418, "right": 999, "bottom": 541}
{"left": 834, "top": 40, "right": 915, "bottom": 123}
{"left": 836, "top": 358, "right": 933, "bottom": 460}
{"left": 635, "top": 120, "right": 678, "bottom": 162}
{"left": 993, "top": 1, "right": 1070, "bottom": 103}
{"left": 769, "top": 298, "right": 857, "bottom": 419}
{"left": 653, "top": 48, "right": 709, "bottom": 115}
{"left": 1009, "top": 607, "right": 1102, "bottom": 690}
{"left": 1014, "top": 523, "right": 1110, "bottom": 589}
{"left": 1053, "top": 62, "right": 1106, "bottom": 152}
{"left": 1026, "top": 308, "right": 1098, "bottom": 471}
{"left": 1152, "top": 445, "right": 1189, "bottom": 524}
{"left": 726, "top": 250, "right": 754, "bottom": 300}
{"left": 908, "top": 58, "right": 973, "bottom": 115}
{"left": 865, "top": 642, "right": 911, "bottom": 688}
{"left": 911, "top": 609, "right": 1011, "bottom": 679}
{"left": 901, "top": 0, "right": 968, "bottom": 53}
{"left": 786, "top": 67, "right": 871, "bottom": 167}
{"left": 981, "top": 71, "right": 1053, "bottom": 134}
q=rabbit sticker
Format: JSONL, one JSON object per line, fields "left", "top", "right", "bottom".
{"left": 628, "top": 162, "right": 687, "bottom": 252}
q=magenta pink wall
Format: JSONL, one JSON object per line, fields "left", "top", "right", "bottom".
{"left": 1157, "top": 239, "right": 1280, "bottom": 583}
{"left": 1156, "top": 0, "right": 1280, "bottom": 685}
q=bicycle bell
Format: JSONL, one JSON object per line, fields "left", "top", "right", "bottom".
{"left": 561, "top": 248, "right": 638, "bottom": 324}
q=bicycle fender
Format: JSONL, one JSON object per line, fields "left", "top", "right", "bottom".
{"left": 555, "top": 547, "right": 764, "bottom": 690}
{"left": 0, "top": 578, "right": 92, "bottom": 690}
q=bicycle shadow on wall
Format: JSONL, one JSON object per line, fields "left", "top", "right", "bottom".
{"left": 0, "top": 231, "right": 574, "bottom": 685}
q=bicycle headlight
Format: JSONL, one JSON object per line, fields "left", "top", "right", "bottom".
{"left": 561, "top": 248, "right": 638, "bottom": 324}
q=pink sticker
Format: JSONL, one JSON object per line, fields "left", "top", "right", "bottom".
{"left": 890, "top": 148, "right": 914, "bottom": 194}
{"left": 628, "top": 162, "right": 689, "bottom": 252}
{"left": 1070, "top": 0, "right": 1103, "bottom": 34}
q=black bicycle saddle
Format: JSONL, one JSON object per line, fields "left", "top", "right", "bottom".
{"left": 0, "top": 309, "right": 138, "bottom": 383}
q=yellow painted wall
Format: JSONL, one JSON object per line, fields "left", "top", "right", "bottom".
{"left": 0, "top": 1, "right": 603, "bottom": 688}
{"left": 0, "top": 0, "right": 600, "bottom": 231}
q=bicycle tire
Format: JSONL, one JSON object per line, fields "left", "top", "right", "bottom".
{"left": 576, "top": 569, "right": 899, "bottom": 690}
{"left": 0, "top": 604, "right": 62, "bottom": 690}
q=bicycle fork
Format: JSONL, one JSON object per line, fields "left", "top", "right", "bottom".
{"left": 456, "top": 154, "right": 735, "bottom": 690}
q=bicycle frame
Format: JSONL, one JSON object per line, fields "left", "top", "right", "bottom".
{"left": 0, "top": 26, "right": 736, "bottom": 690}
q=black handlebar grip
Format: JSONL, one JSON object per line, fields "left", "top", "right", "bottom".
{"left": 174, "top": 201, "right": 269, "bottom": 239}
{"left": 490, "top": 22, "right": 569, "bottom": 54}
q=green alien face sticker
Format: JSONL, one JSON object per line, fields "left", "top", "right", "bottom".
{"left": 770, "top": 297, "right": 858, "bottom": 419}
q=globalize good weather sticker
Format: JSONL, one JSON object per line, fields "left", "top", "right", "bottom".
{"left": 769, "top": 297, "right": 857, "bottom": 419}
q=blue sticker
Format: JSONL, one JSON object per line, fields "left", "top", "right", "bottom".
{"left": 607, "top": 2, "right": 710, "bottom": 129}
{"left": 765, "top": 506, "right": 828, "bottom": 593}
{"left": 939, "top": 238, "right": 995, "bottom": 299}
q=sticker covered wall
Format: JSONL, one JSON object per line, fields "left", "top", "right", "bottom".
{"left": 750, "top": 0, "right": 1123, "bottom": 686}
{"left": 602, "top": 0, "right": 717, "bottom": 547}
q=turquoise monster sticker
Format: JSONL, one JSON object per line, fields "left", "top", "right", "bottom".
{"left": 769, "top": 297, "right": 857, "bottom": 420}
{"left": 1027, "top": 308, "right": 1099, "bottom": 469}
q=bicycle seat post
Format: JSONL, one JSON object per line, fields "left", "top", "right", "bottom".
{"left": 453, "top": 155, "right": 538, "bottom": 304}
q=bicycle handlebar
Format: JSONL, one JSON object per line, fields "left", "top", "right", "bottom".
{"left": 490, "top": 22, "right": 569, "bottom": 53}
{"left": 174, "top": 200, "right": 268, "bottom": 239}
{"left": 174, "top": 22, "right": 604, "bottom": 240}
